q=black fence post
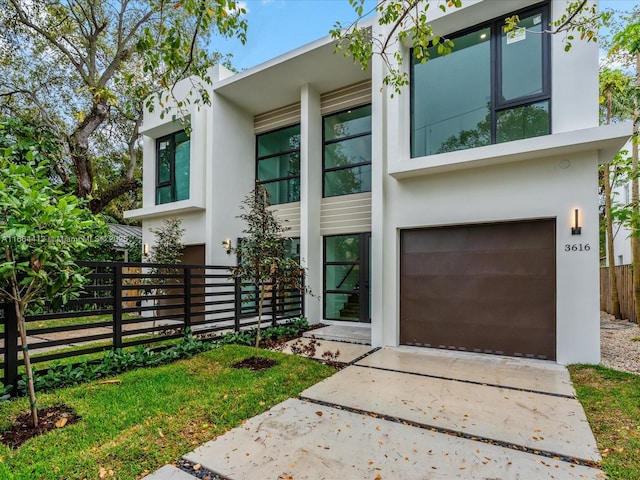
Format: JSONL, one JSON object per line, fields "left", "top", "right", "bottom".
{"left": 271, "top": 279, "right": 277, "bottom": 327}
{"left": 184, "top": 266, "right": 191, "bottom": 329}
{"left": 301, "top": 274, "right": 306, "bottom": 319}
{"left": 113, "top": 263, "right": 123, "bottom": 350}
{"left": 234, "top": 276, "right": 241, "bottom": 333}
{"left": 4, "top": 301, "right": 18, "bottom": 391}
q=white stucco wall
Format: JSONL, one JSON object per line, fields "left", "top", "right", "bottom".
{"left": 206, "top": 92, "right": 255, "bottom": 266}
{"left": 376, "top": 152, "right": 600, "bottom": 364}
{"left": 372, "top": 0, "right": 606, "bottom": 364}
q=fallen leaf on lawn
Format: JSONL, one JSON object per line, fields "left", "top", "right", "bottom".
{"left": 98, "top": 379, "right": 121, "bottom": 385}
{"left": 55, "top": 417, "right": 68, "bottom": 428}
{"left": 158, "top": 428, "right": 164, "bottom": 438}
{"left": 99, "top": 468, "right": 106, "bottom": 479}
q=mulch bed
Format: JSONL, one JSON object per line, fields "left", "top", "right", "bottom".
{"left": 231, "top": 356, "right": 277, "bottom": 371}
{"left": 0, "top": 404, "right": 80, "bottom": 448}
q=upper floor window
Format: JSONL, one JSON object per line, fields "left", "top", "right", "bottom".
{"left": 323, "top": 105, "right": 372, "bottom": 197}
{"left": 411, "top": 4, "right": 550, "bottom": 157}
{"left": 156, "top": 130, "right": 190, "bottom": 204}
{"left": 256, "top": 124, "right": 301, "bottom": 205}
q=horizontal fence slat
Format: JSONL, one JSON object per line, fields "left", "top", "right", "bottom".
{"left": 2, "top": 261, "right": 304, "bottom": 391}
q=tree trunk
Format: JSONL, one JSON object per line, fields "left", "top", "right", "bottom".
{"left": 256, "top": 285, "right": 266, "bottom": 351}
{"left": 67, "top": 101, "right": 110, "bottom": 199}
{"left": 604, "top": 162, "right": 622, "bottom": 318}
{"left": 13, "top": 299, "right": 38, "bottom": 427}
{"left": 631, "top": 52, "right": 640, "bottom": 324}
{"left": 4, "top": 246, "right": 38, "bottom": 426}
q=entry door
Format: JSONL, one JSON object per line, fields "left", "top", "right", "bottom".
{"left": 324, "top": 233, "right": 370, "bottom": 322}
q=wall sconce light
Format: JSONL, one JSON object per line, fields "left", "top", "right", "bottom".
{"left": 222, "top": 238, "right": 232, "bottom": 254}
{"left": 571, "top": 208, "right": 582, "bottom": 235}
{"left": 143, "top": 243, "right": 149, "bottom": 256}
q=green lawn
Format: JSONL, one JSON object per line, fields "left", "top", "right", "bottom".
{"left": 570, "top": 364, "right": 640, "bottom": 480}
{"left": 0, "top": 345, "right": 335, "bottom": 480}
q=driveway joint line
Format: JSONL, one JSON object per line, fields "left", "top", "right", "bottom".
{"left": 178, "top": 458, "right": 229, "bottom": 480}
{"left": 354, "top": 364, "right": 576, "bottom": 399}
{"left": 298, "top": 396, "right": 599, "bottom": 468}
{"left": 348, "top": 346, "right": 381, "bottom": 365}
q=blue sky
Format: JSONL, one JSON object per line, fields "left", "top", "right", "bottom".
{"left": 214, "top": 0, "right": 638, "bottom": 72}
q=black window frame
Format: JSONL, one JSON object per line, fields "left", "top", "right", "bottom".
{"left": 322, "top": 104, "right": 372, "bottom": 198}
{"left": 410, "top": 1, "right": 551, "bottom": 157}
{"left": 255, "top": 124, "right": 301, "bottom": 205}
{"left": 155, "top": 130, "right": 190, "bottom": 205}
{"left": 322, "top": 232, "right": 371, "bottom": 322}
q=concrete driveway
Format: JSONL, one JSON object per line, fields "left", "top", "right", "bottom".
{"left": 147, "top": 346, "right": 606, "bottom": 479}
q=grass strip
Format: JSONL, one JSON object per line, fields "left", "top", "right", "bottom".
{"left": 0, "top": 345, "right": 335, "bottom": 480}
{"left": 569, "top": 364, "right": 640, "bottom": 480}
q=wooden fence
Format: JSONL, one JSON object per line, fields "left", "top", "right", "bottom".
{"left": 600, "top": 264, "right": 637, "bottom": 323}
{"left": 1, "top": 261, "right": 304, "bottom": 391}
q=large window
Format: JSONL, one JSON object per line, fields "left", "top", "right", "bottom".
{"left": 323, "top": 105, "right": 372, "bottom": 197}
{"left": 256, "top": 125, "right": 301, "bottom": 205}
{"left": 156, "top": 130, "right": 190, "bottom": 204}
{"left": 411, "top": 4, "right": 550, "bottom": 157}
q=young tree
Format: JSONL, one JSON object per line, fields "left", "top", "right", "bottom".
{"left": 0, "top": 0, "right": 247, "bottom": 213}
{"left": 0, "top": 148, "right": 107, "bottom": 427}
{"left": 230, "top": 185, "right": 304, "bottom": 351}
{"left": 146, "top": 218, "right": 184, "bottom": 327}
{"left": 148, "top": 218, "right": 185, "bottom": 267}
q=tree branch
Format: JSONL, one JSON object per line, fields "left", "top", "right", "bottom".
{"left": 8, "top": 0, "right": 91, "bottom": 86}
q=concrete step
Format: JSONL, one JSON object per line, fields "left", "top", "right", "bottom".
{"left": 303, "top": 325, "right": 371, "bottom": 345}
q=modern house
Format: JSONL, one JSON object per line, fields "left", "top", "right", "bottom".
{"left": 125, "top": 0, "right": 631, "bottom": 365}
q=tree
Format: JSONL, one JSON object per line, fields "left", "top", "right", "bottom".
{"left": 606, "top": 7, "right": 640, "bottom": 322}
{"left": 331, "top": 0, "right": 604, "bottom": 94}
{"left": 145, "top": 218, "right": 184, "bottom": 328}
{"left": 0, "top": 0, "right": 247, "bottom": 213}
{"left": 230, "top": 185, "right": 304, "bottom": 351}
{"left": 0, "top": 147, "right": 107, "bottom": 428}
{"left": 599, "top": 67, "right": 633, "bottom": 319}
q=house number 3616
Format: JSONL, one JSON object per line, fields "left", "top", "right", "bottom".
{"left": 564, "top": 244, "right": 590, "bottom": 252}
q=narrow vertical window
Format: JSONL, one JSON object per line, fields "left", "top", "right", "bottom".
{"left": 156, "top": 130, "right": 190, "bottom": 205}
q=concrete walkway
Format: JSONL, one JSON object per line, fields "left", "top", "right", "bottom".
{"left": 144, "top": 346, "right": 605, "bottom": 479}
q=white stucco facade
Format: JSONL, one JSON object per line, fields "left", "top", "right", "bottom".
{"left": 126, "top": 0, "right": 631, "bottom": 364}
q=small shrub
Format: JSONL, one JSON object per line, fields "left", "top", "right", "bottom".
{"left": 0, "top": 384, "right": 12, "bottom": 404}
{"left": 15, "top": 329, "right": 213, "bottom": 396}
{"left": 215, "top": 317, "right": 309, "bottom": 347}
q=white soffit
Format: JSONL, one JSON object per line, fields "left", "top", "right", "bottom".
{"left": 214, "top": 36, "right": 371, "bottom": 115}
{"left": 389, "top": 123, "right": 633, "bottom": 179}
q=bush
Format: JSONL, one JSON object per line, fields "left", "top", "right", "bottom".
{"left": 16, "top": 329, "right": 212, "bottom": 395}
{"left": 216, "top": 317, "right": 309, "bottom": 347}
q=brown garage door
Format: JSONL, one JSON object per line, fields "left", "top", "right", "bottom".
{"left": 400, "top": 219, "right": 556, "bottom": 360}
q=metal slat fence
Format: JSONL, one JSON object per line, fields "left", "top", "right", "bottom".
{"left": 1, "top": 261, "right": 304, "bottom": 390}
